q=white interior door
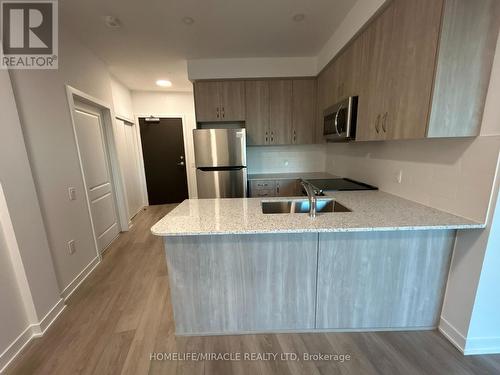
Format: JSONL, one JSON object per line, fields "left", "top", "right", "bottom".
{"left": 74, "top": 101, "right": 120, "bottom": 253}
{"left": 115, "top": 119, "right": 143, "bottom": 219}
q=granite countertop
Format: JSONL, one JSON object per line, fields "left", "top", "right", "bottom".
{"left": 247, "top": 172, "right": 337, "bottom": 180}
{"left": 151, "top": 191, "right": 484, "bottom": 236}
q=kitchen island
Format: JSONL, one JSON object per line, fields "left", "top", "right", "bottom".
{"left": 152, "top": 191, "right": 483, "bottom": 335}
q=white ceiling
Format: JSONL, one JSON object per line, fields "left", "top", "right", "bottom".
{"left": 60, "top": 0, "right": 355, "bottom": 92}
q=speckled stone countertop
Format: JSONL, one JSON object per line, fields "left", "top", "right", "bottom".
{"left": 247, "top": 172, "right": 337, "bottom": 180}
{"left": 151, "top": 191, "right": 484, "bottom": 236}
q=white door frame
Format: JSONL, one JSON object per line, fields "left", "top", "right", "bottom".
{"left": 115, "top": 115, "right": 144, "bottom": 219}
{"left": 134, "top": 113, "right": 195, "bottom": 205}
{"left": 65, "top": 86, "right": 129, "bottom": 259}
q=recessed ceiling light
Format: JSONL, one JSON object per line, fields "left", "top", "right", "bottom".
{"left": 292, "top": 13, "right": 305, "bottom": 22}
{"left": 182, "top": 16, "right": 195, "bottom": 25}
{"left": 104, "top": 16, "right": 122, "bottom": 29}
{"left": 156, "top": 79, "right": 172, "bottom": 87}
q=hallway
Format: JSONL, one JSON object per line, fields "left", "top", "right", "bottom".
{"left": 5, "top": 205, "right": 500, "bottom": 375}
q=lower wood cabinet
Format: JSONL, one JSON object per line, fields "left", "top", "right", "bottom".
{"left": 248, "top": 179, "right": 301, "bottom": 197}
{"left": 316, "top": 231, "right": 455, "bottom": 329}
{"left": 163, "top": 230, "right": 456, "bottom": 334}
{"left": 248, "top": 180, "right": 276, "bottom": 197}
{"left": 165, "top": 233, "right": 318, "bottom": 334}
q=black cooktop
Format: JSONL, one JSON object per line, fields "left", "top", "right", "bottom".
{"left": 306, "top": 178, "right": 377, "bottom": 193}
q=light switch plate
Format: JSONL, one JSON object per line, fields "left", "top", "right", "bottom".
{"left": 68, "top": 187, "right": 76, "bottom": 200}
{"left": 68, "top": 240, "right": 76, "bottom": 254}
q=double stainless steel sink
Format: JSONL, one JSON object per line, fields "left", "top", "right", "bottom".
{"left": 262, "top": 199, "right": 351, "bottom": 214}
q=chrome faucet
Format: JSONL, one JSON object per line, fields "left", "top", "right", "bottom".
{"left": 301, "top": 180, "right": 317, "bottom": 218}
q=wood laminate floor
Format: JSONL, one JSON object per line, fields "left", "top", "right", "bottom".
{"left": 5, "top": 205, "right": 500, "bottom": 375}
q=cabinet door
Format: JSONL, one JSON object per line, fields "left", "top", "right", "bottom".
{"left": 276, "top": 179, "right": 300, "bottom": 197}
{"left": 245, "top": 81, "right": 270, "bottom": 145}
{"left": 269, "top": 80, "right": 293, "bottom": 145}
{"left": 219, "top": 81, "right": 246, "bottom": 121}
{"left": 315, "top": 70, "right": 328, "bottom": 143}
{"left": 194, "top": 81, "right": 221, "bottom": 122}
{"left": 342, "top": 34, "right": 366, "bottom": 98}
{"left": 387, "top": 0, "right": 443, "bottom": 140}
{"left": 355, "top": 4, "right": 395, "bottom": 141}
{"left": 292, "top": 79, "right": 316, "bottom": 144}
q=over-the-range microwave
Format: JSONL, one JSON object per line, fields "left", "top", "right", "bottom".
{"left": 323, "top": 96, "right": 358, "bottom": 142}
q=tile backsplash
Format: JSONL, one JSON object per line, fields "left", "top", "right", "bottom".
{"left": 326, "top": 136, "right": 500, "bottom": 223}
{"left": 247, "top": 144, "right": 327, "bottom": 174}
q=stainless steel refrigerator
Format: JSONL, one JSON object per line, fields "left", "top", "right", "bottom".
{"left": 193, "top": 128, "right": 247, "bottom": 198}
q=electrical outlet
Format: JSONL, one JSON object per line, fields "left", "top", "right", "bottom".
{"left": 395, "top": 170, "right": 403, "bottom": 184}
{"left": 68, "top": 240, "right": 76, "bottom": 255}
{"left": 68, "top": 187, "right": 76, "bottom": 201}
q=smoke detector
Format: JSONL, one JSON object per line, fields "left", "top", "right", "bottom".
{"left": 104, "top": 16, "right": 122, "bottom": 29}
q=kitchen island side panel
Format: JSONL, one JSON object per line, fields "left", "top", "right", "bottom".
{"left": 164, "top": 233, "right": 318, "bottom": 335}
{"left": 316, "top": 230, "right": 456, "bottom": 330}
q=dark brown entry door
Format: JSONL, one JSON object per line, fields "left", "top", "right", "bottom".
{"left": 139, "top": 117, "right": 188, "bottom": 204}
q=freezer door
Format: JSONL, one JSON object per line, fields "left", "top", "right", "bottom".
{"left": 196, "top": 168, "right": 247, "bottom": 198}
{"left": 193, "top": 129, "right": 246, "bottom": 167}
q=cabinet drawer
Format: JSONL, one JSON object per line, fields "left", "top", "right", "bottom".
{"left": 249, "top": 180, "right": 277, "bottom": 198}
{"left": 250, "top": 180, "right": 276, "bottom": 189}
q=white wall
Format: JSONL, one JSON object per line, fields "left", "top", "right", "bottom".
{"left": 9, "top": 29, "right": 116, "bottom": 292}
{"left": 326, "top": 136, "right": 500, "bottom": 223}
{"left": 316, "top": 0, "right": 386, "bottom": 71}
{"left": 466, "top": 169, "right": 500, "bottom": 354}
{"left": 0, "top": 67, "right": 62, "bottom": 371}
{"left": 131, "top": 91, "right": 198, "bottom": 198}
{"left": 247, "top": 145, "right": 326, "bottom": 175}
{"left": 0, "top": 228, "right": 28, "bottom": 359}
{"left": 110, "top": 77, "right": 134, "bottom": 120}
{"left": 187, "top": 57, "right": 317, "bottom": 80}
{"left": 187, "top": 0, "right": 387, "bottom": 79}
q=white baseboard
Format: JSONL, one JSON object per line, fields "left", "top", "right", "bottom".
{"left": 0, "top": 298, "right": 65, "bottom": 373}
{"left": 38, "top": 298, "right": 66, "bottom": 333}
{"left": 439, "top": 317, "right": 466, "bottom": 354}
{"left": 0, "top": 326, "right": 33, "bottom": 373}
{"left": 464, "top": 337, "right": 500, "bottom": 355}
{"left": 60, "top": 256, "right": 100, "bottom": 301}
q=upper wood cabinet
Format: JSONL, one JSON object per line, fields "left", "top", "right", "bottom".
{"left": 319, "top": 0, "right": 499, "bottom": 142}
{"left": 292, "top": 79, "right": 316, "bottom": 144}
{"left": 194, "top": 81, "right": 245, "bottom": 122}
{"left": 244, "top": 79, "right": 316, "bottom": 145}
{"left": 387, "top": 0, "right": 443, "bottom": 140}
{"left": 427, "top": 0, "right": 500, "bottom": 138}
{"left": 269, "top": 80, "right": 293, "bottom": 145}
{"left": 245, "top": 80, "right": 270, "bottom": 145}
{"left": 356, "top": 4, "right": 396, "bottom": 141}
{"left": 194, "top": 81, "right": 221, "bottom": 122}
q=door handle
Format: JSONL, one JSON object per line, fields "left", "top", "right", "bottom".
{"left": 382, "top": 112, "right": 388, "bottom": 133}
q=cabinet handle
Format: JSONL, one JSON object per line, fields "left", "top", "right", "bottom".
{"left": 271, "top": 131, "right": 274, "bottom": 143}
{"left": 222, "top": 107, "right": 225, "bottom": 118}
{"left": 216, "top": 107, "right": 220, "bottom": 119}
{"left": 265, "top": 131, "right": 268, "bottom": 144}
{"left": 375, "top": 114, "right": 381, "bottom": 134}
{"left": 293, "top": 130, "right": 296, "bottom": 144}
{"left": 382, "top": 112, "right": 388, "bottom": 133}
{"left": 276, "top": 184, "right": 280, "bottom": 195}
